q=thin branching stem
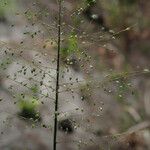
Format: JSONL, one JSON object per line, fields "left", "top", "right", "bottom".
{"left": 53, "top": 0, "right": 61, "bottom": 150}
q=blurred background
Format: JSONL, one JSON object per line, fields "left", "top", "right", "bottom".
{"left": 0, "top": 0, "right": 150, "bottom": 149}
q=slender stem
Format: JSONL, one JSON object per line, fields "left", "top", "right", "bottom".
{"left": 53, "top": 0, "right": 61, "bottom": 150}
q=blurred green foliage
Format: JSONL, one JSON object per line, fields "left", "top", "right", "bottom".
{"left": 85, "top": 0, "right": 96, "bottom": 6}
{"left": 61, "top": 32, "right": 78, "bottom": 58}
{"left": 18, "top": 97, "right": 41, "bottom": 121}
{"left": 18, "top": 97, "right": 39, "bottom": 111}
{"left": 0, "top": 0, "right": 16, "bottom": 17}
{"left": 120, "top": 112, "right": 136, "bottom": 131}
{"left": 102, "top": 0, "right": 144, "bottom": 31}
